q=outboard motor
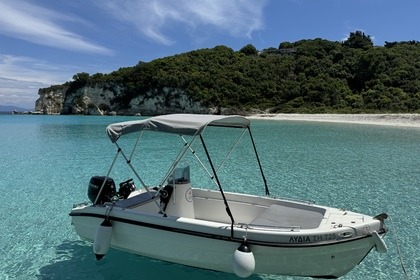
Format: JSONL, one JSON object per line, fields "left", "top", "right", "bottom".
{"left": 88, "top": 176, "right": 116, "bottom": 204}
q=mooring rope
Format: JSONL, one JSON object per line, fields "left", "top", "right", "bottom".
{"left": 389, "top": 216, "right": 410, "bottom": 279}
{"left": 101, "top": 199, "right": 116, "bottom": 224}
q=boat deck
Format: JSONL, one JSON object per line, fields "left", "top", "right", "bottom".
{"left": 112, "top": 189, "right": 327, "bottom": 230}
{"left": 250, "top": 204, "right": 325, "bottom": 229}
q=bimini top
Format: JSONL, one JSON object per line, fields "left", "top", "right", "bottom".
{"left": 106, "top": 114, "right": 251, "bottom": 143}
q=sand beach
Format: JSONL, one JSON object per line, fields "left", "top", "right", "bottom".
{"left": 248, "top": 113, "right": 420, "bottom": 128}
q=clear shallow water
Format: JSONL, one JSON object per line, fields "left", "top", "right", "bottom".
{"left": 0, "top": 115, "right": 418, "bottom": 280}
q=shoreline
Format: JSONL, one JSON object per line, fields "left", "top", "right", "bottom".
{"left": 248, "top": 113, "right": 420, "bottom": 128}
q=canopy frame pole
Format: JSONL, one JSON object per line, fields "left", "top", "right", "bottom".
{"left": 116, "top": 142, "right": 148, "bottom": 189}
{"left": 115, "top": 142, "right": 164, "bottom": 213}
{"left": 180, "top": 128, "right": 247, "bottom": 190}
{"left": 247, "top": 126, "right": 269, "bottom": 195}
{"left": 94, "top": 148, "right": 121, "bottom": 205}
{"left": 180, "top": 135, "right": 219, "bottom": 188}
{"left": 200, "top": 134, "right": 235, "bottom": 239}
{"left": 215, "top": 128, "right": 247, "bottom": 173}
{"left": 157, "top": 135, "right": 199, "bottom": 190}
{"left": 129, "top": 130, "right": 143, "bottom": 162}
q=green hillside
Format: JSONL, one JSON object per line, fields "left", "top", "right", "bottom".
{"left": 51, "top": 31, "right": 420, "bottom": 113}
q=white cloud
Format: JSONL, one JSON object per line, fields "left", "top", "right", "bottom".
{"left": 101, "top": 0, "right": 267, "bottom": 45}
{"left": 0, "top": 54, "right": 68, "bottom": 85}
{"left": 0, "top": 54, "right": 74, "bottom": 108}
{"left": 0, "top": 77, "right": 44, "bottom": 108}
{"left": 0, "top": 1, "right": 112, "bottom": 55}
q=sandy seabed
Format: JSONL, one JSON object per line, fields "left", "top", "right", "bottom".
{"left": 248, "top": 113, "right": 420, "bottom": 128}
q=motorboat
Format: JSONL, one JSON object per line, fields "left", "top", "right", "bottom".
{"left": 70, "top": 114, "right": 388, "bottom": 278}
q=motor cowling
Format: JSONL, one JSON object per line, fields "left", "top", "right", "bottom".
{"left": 88, "top": 176, "right": 116, "bottom": 204}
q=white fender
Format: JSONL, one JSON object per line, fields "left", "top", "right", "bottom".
{"left": 232, "top": 242, "right": 255, "bottom": 278}
{"left": 371, "top": 230, "right": 387, "bottom": 253}
{"left": 93, "top": 219, "right": 113, "bottom": 260}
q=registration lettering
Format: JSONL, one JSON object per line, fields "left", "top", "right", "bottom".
{"left": 312, "top": 234, "right": 336, "bottom": 241}
{"left": 289, "top": 236, "right": 311, "bottom": 243}
{"left": 289, "top": 234, "right": 337, "bottom": 243}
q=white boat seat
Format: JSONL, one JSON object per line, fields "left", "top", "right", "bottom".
{"left": 114, "top": 191, "right": 159, "bottom": 208}
{"left": 250, "top": 204, "right": 324, "bottom": 229}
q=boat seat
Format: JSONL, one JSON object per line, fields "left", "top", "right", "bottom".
{"left": 250, "top": 204, "right": 324, "bottom": 229}
{"left": 113, "top": 191, "right": 158, "bottom": 208}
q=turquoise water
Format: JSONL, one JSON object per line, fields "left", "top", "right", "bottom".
{"left": 0, "top": 115, "right": 418, "bottom": 280}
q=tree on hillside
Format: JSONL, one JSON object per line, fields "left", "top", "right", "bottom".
{"left": 343, "top": 31, "right": 373, "bottom": 49}
{"left": 68, "top": 72, "right": 90, "bottom": 93}
{"left": 72, "top": 72, "right": 90, "bottom": 83}
{"left": 239, "top": 44, "right": 258, "bottom": 56}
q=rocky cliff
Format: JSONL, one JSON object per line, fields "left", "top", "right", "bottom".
{"left": 35, "top": 84, "right": 212, "bottom": 115}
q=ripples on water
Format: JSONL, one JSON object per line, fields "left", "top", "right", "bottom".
{"left": 0, "top": 115, "right": 418, "bottom": 280}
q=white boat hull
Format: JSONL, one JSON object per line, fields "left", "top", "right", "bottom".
{"left": 70, "top": 189, "right": 386, "bottom": 278}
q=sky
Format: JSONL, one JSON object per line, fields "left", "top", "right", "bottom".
{"left": 0, "top": 0, "right": 419, "bottom": 109}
